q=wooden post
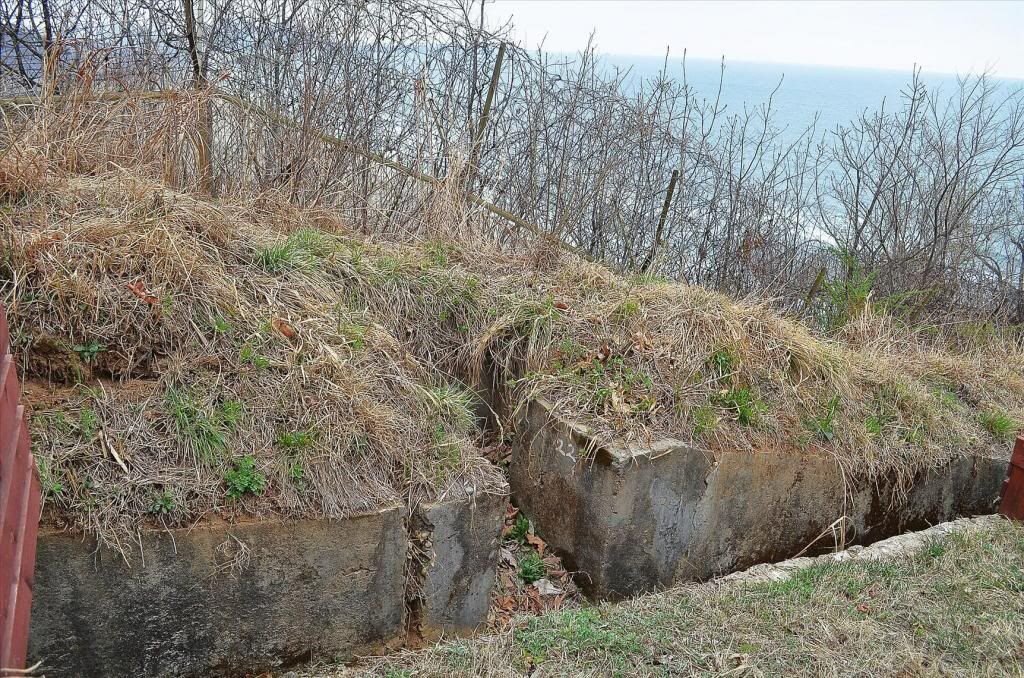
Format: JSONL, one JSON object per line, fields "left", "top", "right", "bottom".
{"left": 0, "top": 303, "right": 42, "bottom": 671}
{"left": 640, "top": 169, "right": 680, "bottom": 274}
{"left": 467, "top": 41, "right": 506, "bottom": 189}
{"left": 183, "top": 0, "right": 214, "bottom": 195}
{"left": 802, "top": 266, "right": 827, "bottom": 316}
{"left": 999, "top": 437, "right": 1024, "bottom": 521}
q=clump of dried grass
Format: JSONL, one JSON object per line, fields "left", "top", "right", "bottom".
{"left": 306, "top": 231, "right": 1022, "bottom": 483}
{"left": 1, "top": 99, "right": 502, "bottom": 557}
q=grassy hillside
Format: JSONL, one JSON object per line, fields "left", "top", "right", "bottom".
{"left": 1, "top": 94, "right": 1021, "bottom": 554}
{"left": 2, "top": 171, "right": 503, "bottom": 554}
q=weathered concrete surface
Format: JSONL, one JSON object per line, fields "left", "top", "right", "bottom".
{"left": 510, "top": 400, "right": 1006, "bottom": 600}
{"left": 29, "top": 508, "right": 408, "bottom": 677}
{"left": 412, "top": 485, "right": 508, "bottom": 641}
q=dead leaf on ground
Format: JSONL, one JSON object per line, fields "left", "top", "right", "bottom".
{"left": 534, "top": 578, "right": 563, "bottom": 596}
{"left": 525, "top": 532, "right": 546, "bottom": 554}
{"left": 126, "top": 280, "right": 158, "bottom": 305}
{"left": 272, "top": 317, "right": 297, "bottom": 340}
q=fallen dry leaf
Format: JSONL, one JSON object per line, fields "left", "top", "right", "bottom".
{"left": 125, "top": 280, "right": 158, "bottom": 305}
{"left": 534, "top": 578, "right": 563, "bottom": 596}
{"left": 272, "top": 317, "right": 298, "bottom": 340}
{"left": 499, "top": 546, "right": 517, "bottom": 568}
{"left": 525, "top": 532, "right": 546, "bottom": 554}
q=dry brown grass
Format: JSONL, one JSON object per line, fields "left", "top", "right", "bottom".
{"left": 308, "top": 233, "right": 1023, "bottom": 484}
{"left": 2, "top": 84, "right": 1021, "bottom": 556}
{"left": 0, "top": 94, "right": 502, "bottom": 557}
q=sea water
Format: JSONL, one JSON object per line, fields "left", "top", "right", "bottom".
{"left": 606, "top": 54, "right": 1022, "bottom": 143}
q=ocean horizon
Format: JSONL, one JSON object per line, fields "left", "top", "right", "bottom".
{"left": 595, "top": 53, "right": 1024, "bottom": 143}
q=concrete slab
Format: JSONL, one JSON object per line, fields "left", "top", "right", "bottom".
{"left": 411, "top": 485, "right": 507, "bottom": 641}
{"left": 510, "top": 400, "right": 1006, "bottom": 599}
{"left": 28, "top": 508, "right": 408, "bottom": 677}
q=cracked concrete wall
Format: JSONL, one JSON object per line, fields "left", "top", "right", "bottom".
{"left": 29, "top": 509, "right": 409, "bottom": 677}
{"left": 413, "top": 487, "right": 507, "bottom": 641}
{"left": 510, "top": 400, "right": 1006, "bottom": 599}
{"left": 28, "top": 489, "right": 509, "bottom": 677}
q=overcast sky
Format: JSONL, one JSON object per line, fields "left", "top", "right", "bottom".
{"left": 488, "top": 1, "right": 1024, "bottom": 78}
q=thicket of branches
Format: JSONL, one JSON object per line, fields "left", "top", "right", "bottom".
{"left": 3, "top": 0, "right": 1024, "bottom": 325}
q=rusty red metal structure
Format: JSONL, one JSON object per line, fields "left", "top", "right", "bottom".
{"left": 1000, "top": 436, "right": 1024, "bottom": 521}
{"left": 0, "top": 303, "right": 41, "bottom": 671}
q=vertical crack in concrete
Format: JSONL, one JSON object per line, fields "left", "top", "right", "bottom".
{"left": 403, "top": 508, "right": 435, "bottom": 647}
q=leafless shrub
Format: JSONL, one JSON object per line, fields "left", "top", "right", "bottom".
{"left": 3, "top": 0, "right": 1023, "bottom": 327}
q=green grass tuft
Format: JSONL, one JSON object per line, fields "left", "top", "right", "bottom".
{"left": 981, "top": 408, "right": 1018, "bottom": 441}
{"left": 277, "top": 429, "right": 315, "bottom": 449}
{"left": 506, "top": 513, "right": 530, "bottom": 545}
{"left": 805, "top": 394, "right": 841, "bottom": 442}
{"left": 165, "top": 387, "right": 237, "bottom": 461}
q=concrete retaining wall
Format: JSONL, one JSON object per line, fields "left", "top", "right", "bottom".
{"left": 510, "top": 400, "right": 1006, "bottom": 599}
{"left": 29, "top": 509, "right": 408, "bottom": 677}
{"left": 29, "top": 486, "right": 507, "bottom": 677}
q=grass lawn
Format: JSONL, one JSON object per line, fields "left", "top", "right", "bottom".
{"left": 338, "top": 517, "right": 1024, "bottom": 677}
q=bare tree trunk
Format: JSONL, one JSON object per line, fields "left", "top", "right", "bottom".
{"left": 183, "top": 0, "right": 214, "bottom": 195}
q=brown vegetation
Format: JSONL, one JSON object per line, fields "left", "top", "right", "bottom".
{"left": 1, "top": 83, "right": 1020, "bottom": 559}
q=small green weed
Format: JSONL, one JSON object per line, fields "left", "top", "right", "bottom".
{"left": 756, "top": 562, "right": 831, "bottom": 602}
{"left": 805, "top": 395, "right": 841, "bottom": 442}
{"left": 554, "top": 338, "right": 587, "bottom": 369}
{"left": 932, "top": 385, "right": 960, "bottom": 409}
{"left": 578, "top": 356, "right": 655, "bottom": 413}
{"left": 506, "top": 513, "right": 530, "bottom": 544}
{"left": 430, "top": 421, "right": 463, "bottom": 472}
{"left": 518, "top": 550, "right": 546, "bottom": 584}
{"left": 36, "top": 458, "right": 63, "bottom": 497}
{"left": 288, "top": 461, "right": 305, "bottom": 483}
{"left": 218, "top": 400, "right": 243, "bottom": 429}
{"left": 922, "top": 538, "right": 948, "bottom": 561}
{"left": 714, "top": 387, "right": 766, "bottom": 426}
{"left": 256, "top": 243, "right": 300, "bottom": 273}
{"left": 612, "top": 297, "right": 642, "bottom": 322}
{"left": 224, "top": 455, "right": 266, "bottom": 499}
{"left": 165, "top": 388, "right": 236, "bottom": 461}
{"left": 78, "top": 408, "right": 99, "bottom": 439}
{"left": 210, "top": 315, "right": 232, "bottom": 335}
{"left": 277, "top": 429, "right": 315, "bottom": 449}
{"left": 708, "top": 347, "right": 739, "bottom": 381}
{"left": 904, "top": 423, "right": 926, "bottom": 445}
{"left": 72, "top": 340, "right": 105, "bottom": 363}
{"left": 148, "top": 490, "right": 176, "bottom": 515}
{"left": 36, "top": 410, "right": 72, "bottom": 435}
{"left": 255, "top": 229, "right": 332, "bottom": 273}
{"left": 865, "top": 414, "right": 886, "bottom": 436}
{"left": 691, "top": 404, "right": 718, "bottom": 437}
{"left": 287, "top": 228, "right": 334, "bottom": 256}
{"left": 821, "top": 250, "right": 877, "bottom": 330}
{"left": 518, "top": 607, "right": 642, "bottom": 664}
{"left": 426, "top": 385, "right": 476, "bottom": 434}
{"left": 340, "top": 321, "right": 367, "bottom": 350}
{"left": 239, "top": 344, "right": 271, "bottom": 369}
{"left": 425, "top": 240, "right": 456, "bottom": 267}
